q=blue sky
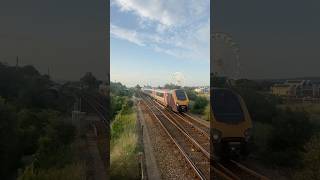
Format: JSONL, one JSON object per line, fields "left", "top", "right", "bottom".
{"left": 110, "top": 0, "right": 210, "bottom": 87}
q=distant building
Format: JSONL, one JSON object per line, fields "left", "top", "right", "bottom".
{"left": 194, "top": 86, "right": 209, "bottom": 94}
{"left": 271, "top": 80, "right": 320, "bottom": 98}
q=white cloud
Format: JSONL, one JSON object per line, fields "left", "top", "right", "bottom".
{"left": 112, "top": 0, "right": 182, "bottom": 27}
{"left": 111, "top": 0, "right": 210, "bottom": 62}
{"left": 110, "top": 24, "right": 145, "bottom": 46}
{"left": 112, "top": 0, "right": 209, "bottom": 28}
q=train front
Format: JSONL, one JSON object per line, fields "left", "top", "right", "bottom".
{"left": 210, "top": 88, "right": 252, "bottom": 160}
{"left": 173, "top": 89, "right": 189, "bottom": 112}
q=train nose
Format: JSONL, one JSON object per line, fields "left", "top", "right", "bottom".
{"left": 178, "top": 105, "right": 188, "bottom": 112}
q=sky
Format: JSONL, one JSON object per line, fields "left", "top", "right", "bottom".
{"left": 1, "top": 0, "right": 320, "bottom": 83}
{"left": 110, "top": 0, "right": 210, "bottom": 87}
{"left": 213, "top": 0, "right": 320, "bottom": 79}
{"left": 0, "top": 0, "right": 108, "bottom": 81}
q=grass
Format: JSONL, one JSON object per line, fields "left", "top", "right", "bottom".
{"left": 251, "top": 122, "right": 274, "bottom": 156}
{"left": 278, "top": 103, "right": 320, "bottom": 114}
{"left": 18, "top": 162, "right": 86, "bottom": 180}
{"left": 110, "top": 109, "right": 140, "bottom": 180}
{"left": 278, "top": 103, "right": 320, "bottom": 124}
{"left": 202, "top": 104, "right": 210, "bottom": 121}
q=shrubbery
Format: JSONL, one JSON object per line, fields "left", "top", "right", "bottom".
{"left": 0, "top": 98, "right": 20, "bottom": 179}
{"left": 231, "top": 79, "right": 319, "bottom": 168}
{"left": 110, "top": 93, "right": 139, "bottom": 179}
{"left": 0, "top": 63, "right": 85, "bottom": 179}
{"left": 294, "top": 133, "right": 320, "bottom": 180}
{"left": 190, "top": 96, "right": 208, "bottom": 114}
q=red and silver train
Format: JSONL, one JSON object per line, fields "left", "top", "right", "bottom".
{"left": 142, "top": 88, "right": 190, "bottom": 113}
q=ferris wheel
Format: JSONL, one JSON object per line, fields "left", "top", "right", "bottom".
{"left": 212, "top": 32, "right": 241, "bottom": 80}
{"left": 171, "top": 72, "right": 185, "bottom": 86}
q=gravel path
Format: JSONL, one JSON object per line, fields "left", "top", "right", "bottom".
{"left": 85, "top": 115, "right": 108, "bottom": 180}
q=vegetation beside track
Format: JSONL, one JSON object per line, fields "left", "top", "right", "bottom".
{"left": 213, "top": 77, "right": 320, "bottom": 178}
{"left": 0, "top": 62, "right": 89, "bottom": 180}
{"left": 184, "top": 87, "right": 210, "bottom": 121}
{"left": 110, "top": 82, "right": 140, "bottom": 179}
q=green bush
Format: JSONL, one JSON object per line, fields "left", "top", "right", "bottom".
{"left": 294, "top": 133, "right": 320, "bottom": 180}
{"left": 262, "top": 109, "right": 314, "bottom": 166}
{"left": 202, "top": 104, "right": 210, "bottom": 121}
{"left": 251, "top": 122, "right": 273, "bottom": 156}
{"left": 191, "top": 96, "right": 208, "bottom": 115}
{"left": 33, "top": 119, "right": 75, "bottom": 169}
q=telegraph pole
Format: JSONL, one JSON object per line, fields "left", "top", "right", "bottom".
{"left": 16, "top": 56, "right": 19, "bottom": 68}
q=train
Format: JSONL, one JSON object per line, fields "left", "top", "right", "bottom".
{"left": 211, "top": 88, "right": 252, "bottom": 160}
{"left": 142, "top": 88, "right": 190, "bottom": 113}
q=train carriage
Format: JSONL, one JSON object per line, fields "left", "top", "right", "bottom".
{"left": 142, "top": 88, "right": 189, "bottom": 113}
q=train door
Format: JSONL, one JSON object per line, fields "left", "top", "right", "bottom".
{"left": 167, "top": 93, "right": 177, "bottom": 112}
{"left": 164, "top": 91, "right": 168, "bottom": 106}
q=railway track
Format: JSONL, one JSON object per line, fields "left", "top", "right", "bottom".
{"left": 80, "top": 92, "right": 109, "bottom": 124}
{"left": 140, "top": 92, "right": 269, "bottom": 180}
{"left": 148, "top": 96, "right": 210, "bottom": 158}
{"left": 141, "top": 93, "right": 210, "bottom": 179}
{"left": 179, "top": 113, "right": 210, "bottom": 135}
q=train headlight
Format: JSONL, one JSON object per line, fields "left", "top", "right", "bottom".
{"left": 212, "top": 129, "right": 222, "bottom": 142}
{"left": 244, "top": 128, "right": 252, "bottom": 142}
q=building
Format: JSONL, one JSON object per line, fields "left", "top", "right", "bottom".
{"left": 271, "top": 80, "right": 320, "bottom": 98}
{"left": 194, "top": 86, "right": 209, "bottom": 94}
{"left": 271, "top": 84, "right": 295, "bottom": 96}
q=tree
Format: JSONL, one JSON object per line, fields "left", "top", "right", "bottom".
{"left": 0, "top": 97, "right": 20, "bottom": 179}
{"left": 135, "top": 84, "right": 141, "bottom": 90}
{"left": 164, "top": 83, "right": 181, "bottom": 89}
{"left": 80, "top": 72, "right": 98, "bottom": 90}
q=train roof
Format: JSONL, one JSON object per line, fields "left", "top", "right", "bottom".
{"left": 142, "top": 88, "right": 185, "bottom": 93}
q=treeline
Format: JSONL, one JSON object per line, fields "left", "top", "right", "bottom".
{"left": 110, "top": 82, "right": 134, "bottom": 120}
{"left": 0, "top": 63, "right": 79, "bottom": 179}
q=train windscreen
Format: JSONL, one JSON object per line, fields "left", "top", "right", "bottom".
{"left": 211, "top": 89, "right": 244, "bottom": 123}
{"left": 175, "top": 90, "right": 187, "bottom": 100}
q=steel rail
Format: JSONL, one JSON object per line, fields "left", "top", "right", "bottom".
{"left": 152, "top": 98, "right": 210, "bottom": 138}
{"left": 141, "top": 94, "right": 207, "bottom": 180}
{"left": 140, "top": 91, "right": 269, "bottom": 180}
{"left": 144, "top": 95, "right": 210, "bottom": 158}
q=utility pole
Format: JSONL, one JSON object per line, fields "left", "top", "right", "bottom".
{"left": 16, "top": 56, "right": 19, "bottom": 68}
